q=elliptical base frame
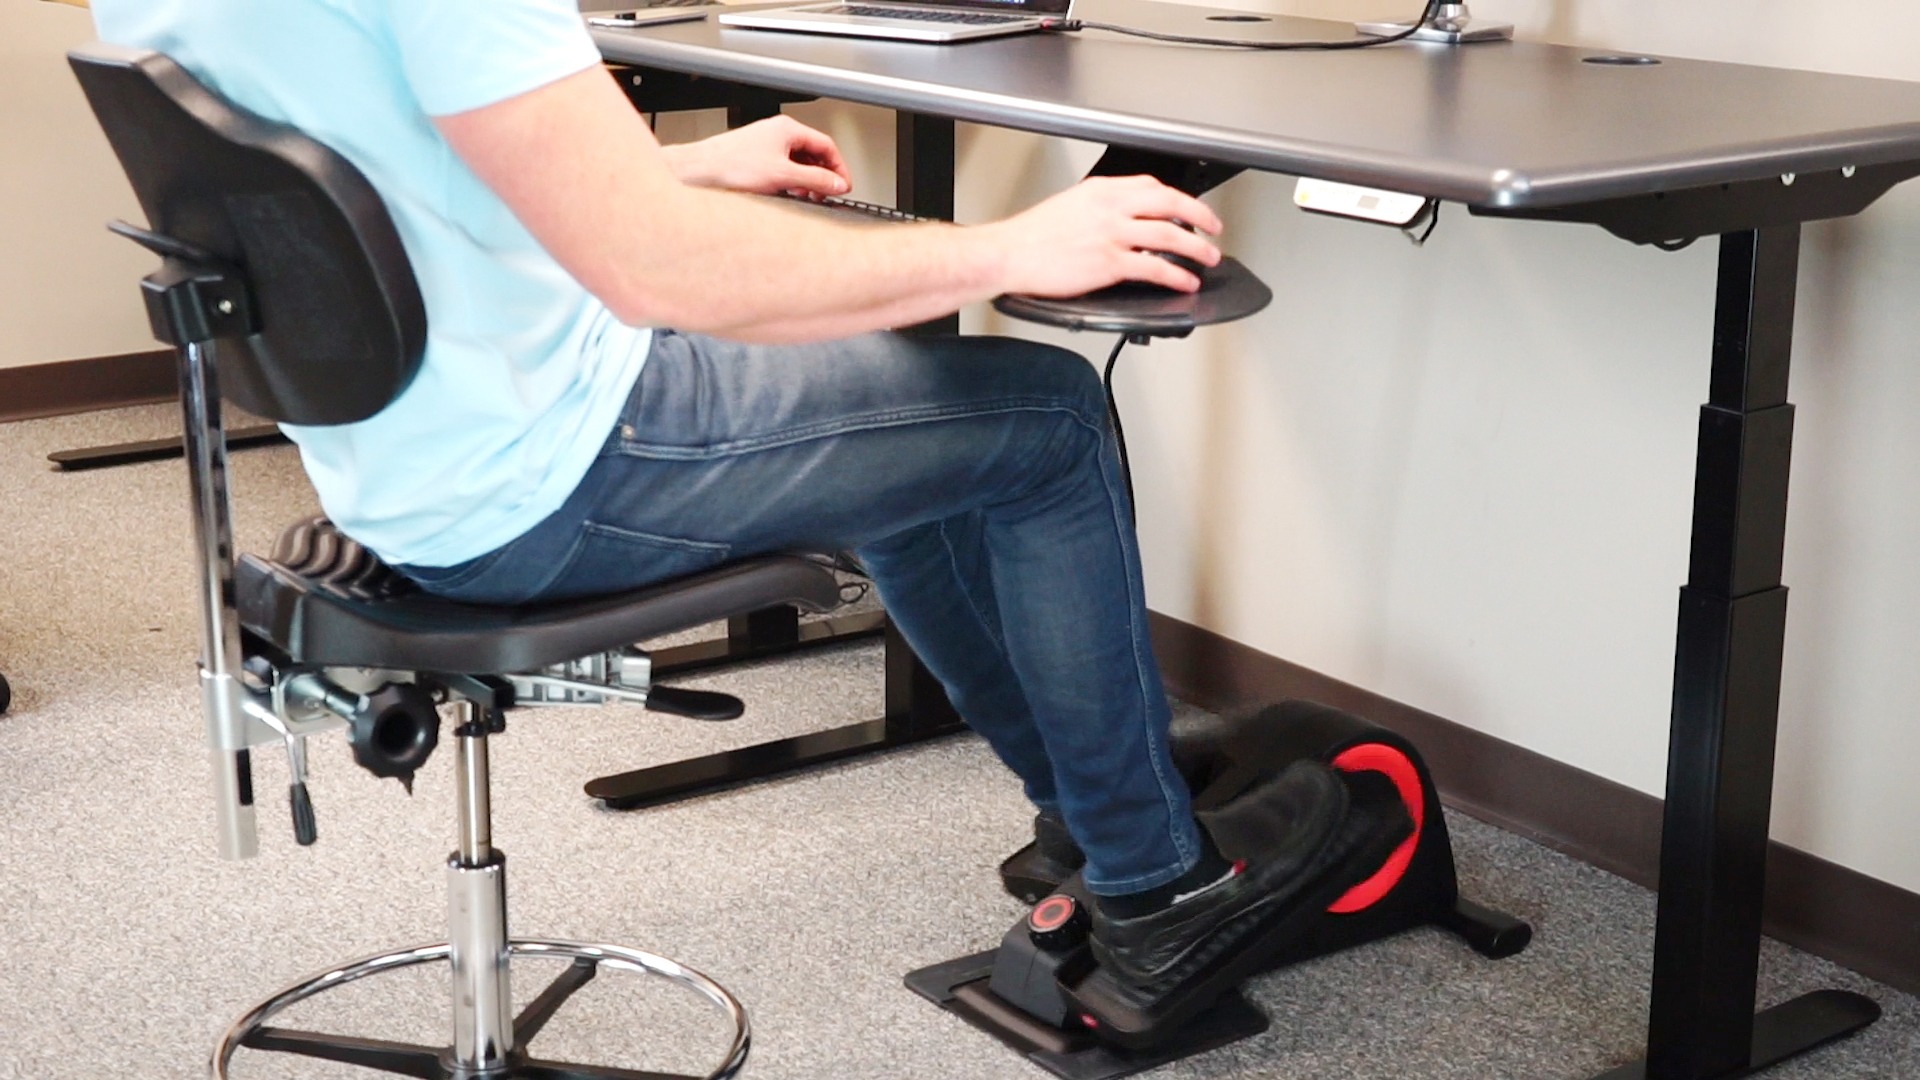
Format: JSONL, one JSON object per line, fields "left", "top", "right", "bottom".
{"left": 905, "top": 950, "right": 1268, "bottom": 1080}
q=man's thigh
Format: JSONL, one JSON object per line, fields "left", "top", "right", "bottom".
{"left": 618, "top": 329, "right": 1102, "bottom": 456}
{"left": 540, "top": 329, "right": 1110, "bottom": 595}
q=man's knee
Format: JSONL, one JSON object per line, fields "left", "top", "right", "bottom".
{"left": 962, "top": 335, "right": 1107, "bottom": 426}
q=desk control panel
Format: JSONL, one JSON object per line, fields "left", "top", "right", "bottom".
{"left": 1293, "top": 178, "right": 1428, "bottom": 227}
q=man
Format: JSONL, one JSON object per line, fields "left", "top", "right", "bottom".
{"left": 92, "top": 0, "right": 1399, "bottom": 995}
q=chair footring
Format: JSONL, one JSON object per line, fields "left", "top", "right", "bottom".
{"left": 213, "top": 940, "right": 749, "bottom": 1080}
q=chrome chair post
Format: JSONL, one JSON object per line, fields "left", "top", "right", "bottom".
{"left": 178, "top": 339, "right": 257, "bottom": 861}
{"left": 448, "top": 704, "right": 515, "bottom": 1069}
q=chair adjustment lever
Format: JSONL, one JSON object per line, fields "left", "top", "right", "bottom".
{"left": 282, "top": 733, "right": 317, "bottom": 847}
{"left": 644, "top": 686, "right": 745, "bottom": 722}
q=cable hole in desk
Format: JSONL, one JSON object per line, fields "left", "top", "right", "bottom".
{"left": 1207, "top": 14, "right": 1272, "bottom": 21}
{"left": 1584, "top": 55, "right": 1660, "bottom": 66}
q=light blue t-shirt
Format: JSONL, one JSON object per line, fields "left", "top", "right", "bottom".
{"left": 92, "top": 0, "right": 650, "bottom": 567}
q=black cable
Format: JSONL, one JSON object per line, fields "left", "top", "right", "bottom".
{"left": 1050, "top": 0, "right": 1441, "bottom": 51}
{"left": 1653, "top": 236, "right": 1697, "bottom": 252}
{"left": 1403, "top": 200, "right": 1442, "bottom": 246}
{"left": 1103, "top": 335, "right": 1137, "bottom": 523}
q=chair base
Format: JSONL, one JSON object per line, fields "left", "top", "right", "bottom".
{"left": 213, "top": 939, "right": 750, "bottom": 1080}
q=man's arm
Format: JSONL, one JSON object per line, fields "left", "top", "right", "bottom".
{"left": 434, "top": 66, "right": 1223, "bottom": 344}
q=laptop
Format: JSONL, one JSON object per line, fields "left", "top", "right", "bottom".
{"left": 718, "top": 0, "right": 1071, "bottom": 43}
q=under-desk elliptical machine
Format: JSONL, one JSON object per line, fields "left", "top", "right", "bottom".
{"left": 904, "top": 151, "right": 1533, "bottom": 1080}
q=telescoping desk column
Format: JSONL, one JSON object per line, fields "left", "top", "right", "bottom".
{"left": 595, "top": 6, "right": 1920, "bottom": 1077}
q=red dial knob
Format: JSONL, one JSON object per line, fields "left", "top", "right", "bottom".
{"left": 1027, "top": 893, "right": 1090, "bottom": 952}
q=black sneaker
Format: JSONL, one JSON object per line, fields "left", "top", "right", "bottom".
{"left": 1088, "top": 758, "right": 1410, "bottom": 991}
{"left": 1033, "top": 809, "right": 1086, "bottom": 874}
{"left": 1000, "top": 809, "right": 1089, "bottom": 904}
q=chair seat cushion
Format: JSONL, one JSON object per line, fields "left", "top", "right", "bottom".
{"left": 237, "top": 518, "right": 844, "bottom": 673}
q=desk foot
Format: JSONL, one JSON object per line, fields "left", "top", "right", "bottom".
{"left": 585, "top": 712, "right": 968, "bottom": 809}
{"left": 648, "top": 609, "right": 886, "bottom": 678}
{"left": 1589, "top": 989, "right": 1881, "bottom": 1080}
{"left": 50, "top": 423, "right": 287, "bottom": 471}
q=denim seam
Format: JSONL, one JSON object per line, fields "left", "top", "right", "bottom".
{"left": 1092, "top": 420, "right": 1199, "bottom": 884}
{"left": 1087, "top": 859, "right": 1208, "bottom": 896}
{"left": 934, "top": 517, "right": 1009, "bottom": 657}
{"left": 398, "top": 543, "right": 509, "bottom": 591}
{"left": 611, "top": 396, "right": 1102, "bottom": 461}
{"left": 516, "top": 524, "right": 600, "bottom": 601}
{"left": 582, "top": 520, "right": 731, "bottom": 555}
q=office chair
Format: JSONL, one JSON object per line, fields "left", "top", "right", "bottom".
{"left": 70, "top": 41, "right": 846, "bottom": 1079}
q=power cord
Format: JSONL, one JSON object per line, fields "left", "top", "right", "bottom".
{"left": 1103, "top": 334, "right": 1141, "bottom": 522}
{"left": 1046, "top": 0, "right": 1442, "bottom": 50}
{"left": 1403, "top": 200, "right": 1442, "bottom": 246}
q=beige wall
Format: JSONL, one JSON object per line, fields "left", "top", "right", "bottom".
{"left": 1, "top": 1, "right": 154, "bottom": 369}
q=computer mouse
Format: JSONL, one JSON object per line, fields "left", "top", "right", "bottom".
{"left": 1152, "top": 248, "right": 1208, "bottom": 280}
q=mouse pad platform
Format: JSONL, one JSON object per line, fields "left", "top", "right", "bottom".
{"left": 993, "top": 257, "right": 1272, "bottom": 337}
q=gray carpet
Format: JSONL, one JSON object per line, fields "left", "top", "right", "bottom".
{"left": 0, "top": 403, "right": 1914, "bottom": 1079}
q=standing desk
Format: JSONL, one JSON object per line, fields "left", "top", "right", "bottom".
{"left": 593, "top": 6, "right": 1920, "bottom": 1078}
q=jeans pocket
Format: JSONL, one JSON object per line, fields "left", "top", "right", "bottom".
{"left": 538, "top": 521, "right": 734, "bottom": 602}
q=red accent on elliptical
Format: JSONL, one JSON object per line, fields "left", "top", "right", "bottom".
{"left": 1324, "top": 742, "right": 1425, "bottom": 914}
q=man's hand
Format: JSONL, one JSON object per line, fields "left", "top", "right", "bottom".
{"left": 664, "top": 115, "right": 852, "bottom": 198}
{"left": 978, "top": 175, "right": 1225, "bottom": 296}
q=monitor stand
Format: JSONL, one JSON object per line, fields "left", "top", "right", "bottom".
{"left": 1356, "top": 2, "right": 1513, "bottom": 43}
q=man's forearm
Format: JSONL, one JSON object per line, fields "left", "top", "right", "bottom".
{"left": 620, "top": 186, "right": 1003, "bottom": 340}
{"left": 437, "top": 66, "right": 1220, "bottom": 343}
{"left": 656, "top": 141, "right": 709, "bottom": 187}
{"left": 440, "top": 69, "right": 997, "bottom": 342}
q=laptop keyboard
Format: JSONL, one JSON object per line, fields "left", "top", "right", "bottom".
{"left": 777, "top": 195, "right": 933, "bottom": 223}
{"left": 822, "top": 5, "right": 1030, "bottom": 24}
{"left": 819, "top": 197, "right": 929, "bottom": 222}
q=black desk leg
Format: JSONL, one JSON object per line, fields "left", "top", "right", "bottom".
{"left": 49, "top": 423, "right": 288, "bottom": 471}
{"left": 898, "top": 111, "right": 956, "bottom": 227}
{"left": 585, "top": 618, "right": 967, "bottom": 809}
{"left": 583, "top": 112, "right": 971, "bottom": 810}
{"left": 728, "top": 99, "right": 782, "bottom": 128}
{"left": 1592, "top": 227, "right": 1879, "bottom": 1079}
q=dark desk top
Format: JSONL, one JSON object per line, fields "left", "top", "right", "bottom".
{"left": 592, "top": 0, "right": 1920, "bottom": 209}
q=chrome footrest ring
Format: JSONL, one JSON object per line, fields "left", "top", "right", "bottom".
{"left": 211, "top": 938, "right": 750, "bottom": 1079}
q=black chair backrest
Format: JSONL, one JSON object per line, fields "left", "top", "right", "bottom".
{"left": 69, "top": 42, "right": 427, "bottom": 426}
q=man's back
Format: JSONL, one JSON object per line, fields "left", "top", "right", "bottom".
{"left": 90, "top": 0, "right": 648, "bottom": 569}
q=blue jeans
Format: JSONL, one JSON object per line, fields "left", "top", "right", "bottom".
{"left": 401, "top": 329, "right": 1201, "bottom": 896}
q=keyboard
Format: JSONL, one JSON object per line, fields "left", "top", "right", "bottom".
{"left": 820, "top": 196, "right": 931, "bottom": 222}
{"left": 821, "top": 4, "right": 1030, "bottom": 24}
{"left": 776, "top": 195, "right": 934, "bottom": 223}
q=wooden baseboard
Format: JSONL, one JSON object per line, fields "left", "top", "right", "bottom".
{"left": 1149, "top": 610, "right": 1920, "bottom": 997}
{"left": 0, "top": 350, "right": 173, "bottom": 423}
